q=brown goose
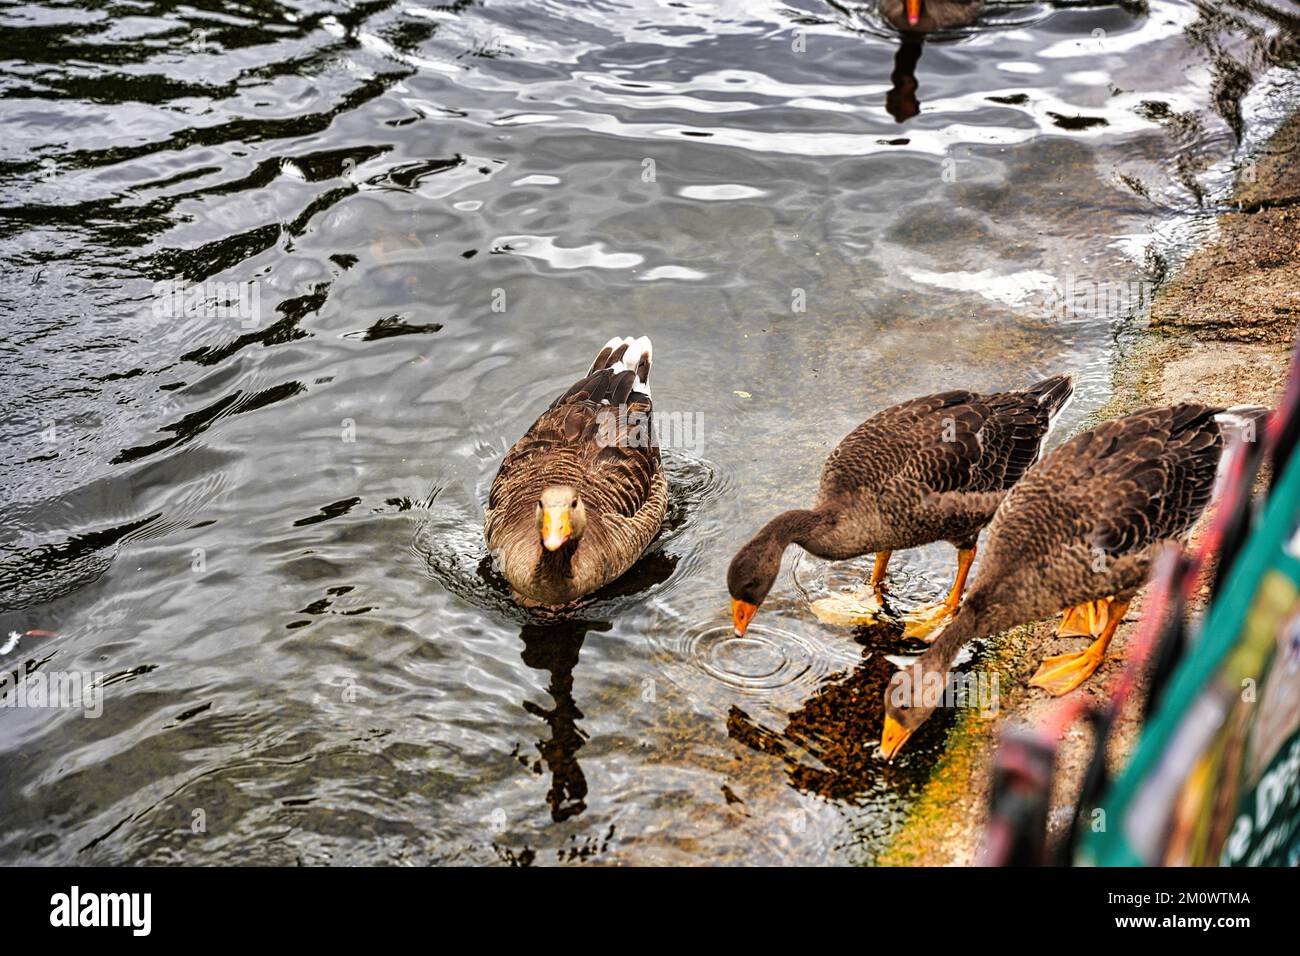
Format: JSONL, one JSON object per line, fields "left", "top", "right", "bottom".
{"left": 880, "top": 403, "right": 1268, "bottom": 759}
{"left": 485, "top": 336, "right": 667, "bottom": 606}
{"left": 879, "top": 0, "right": 984, "bottom": 32}
{"left": 726, "top": 376, "right": 1073, "bottom": 639}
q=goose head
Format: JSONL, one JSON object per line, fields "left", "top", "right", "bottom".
{"left": 881, "top": 661, "right": 936, "bottom": 759}
{"left": 725, "top": 532, "right": 785, "bottom": 637}
{"left": 726, "top": 509, "right": 826, "bottom": 637}
{"left": 880, "top": 593, "right": 993, "bottom": 758}
{"left": 537, "top": 485, "right": 586, "bottom": 552}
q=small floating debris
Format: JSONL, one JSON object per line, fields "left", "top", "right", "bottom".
{"left": 678, "top": 184, "right": 765, "bottom": 201}
{"left": 342, "top": 315, "right": 443, "bottom": 342}
{"left": 1, "top": 628, "right": 57, "bottom": 655}
{"left": 1047, "top": 111, "right": 1109, "bottom": 131}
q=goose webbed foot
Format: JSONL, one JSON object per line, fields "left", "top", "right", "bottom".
{"left": 810, "top": 586, "right": 900, "bottom": 627}
{"left": 1055, "top": 598, "right": 1113, "bottom": 637}
{"left": 1030, "top": 597, "right": 1130, "bottom": 696}
{"left": 900, "top": 600, "right": 956, "bottom": 642}
{"left": 899, "top": 544, "right": 977, "bottom": 641}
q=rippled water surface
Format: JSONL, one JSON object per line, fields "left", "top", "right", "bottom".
{"left": 2, "top": 0, "right": 1298, "bottom": 864}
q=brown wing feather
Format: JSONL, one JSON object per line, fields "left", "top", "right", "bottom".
{"left": 973, "top": 404, "right": 1227, "bottom": 613}
{"left": 820, "top": 390, "right": 974, "bottom": 498}
{"left": 820, "top": 376, "right": 1070, "bottom": 501}
{"left": 588, "top": 399, "right": 657, "bottom": 518}
{"left": 1086, "top": 405, "right": 1223, "bottom": 555}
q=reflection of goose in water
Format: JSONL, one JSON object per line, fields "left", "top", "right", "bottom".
{"left": 879, "top": 0, "right": 985, "bottom": 33}
{"left": 886, "top": 37, "right": 924, "bottom": 122}
{"left": 875, "top": 1, "right": 981, "bottom": 122}
{"left": 518, "top": 620, "right": 607, "bottom": 823}
{"left": 726, "top": 652, "right": 905, "bottom": 801}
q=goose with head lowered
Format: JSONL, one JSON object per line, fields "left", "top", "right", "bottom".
{"left": 880, "top": 403, "right": 1269, "bottom": 759}
{"left": 726, "top": 376, "right": 1073, "bottom": 640}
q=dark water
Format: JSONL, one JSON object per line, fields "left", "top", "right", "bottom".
{"left": 1, "top": 0, "right": 1297, "bottom": 865}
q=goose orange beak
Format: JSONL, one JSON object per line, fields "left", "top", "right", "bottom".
{"left": 541, "top": 507, "right": 571, "bottom": 551}
{"left": 906, "top": 0, "right": 922, "bottom": 26}
{"left": 731, "top": 599, "right": 758, "bottom": 637}
{"left": 880, "top": 715, "right": 913, "bottom": 760}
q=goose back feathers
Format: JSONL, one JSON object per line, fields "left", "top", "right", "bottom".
{"left": 809, "top": 375, "right": 1074, "bottom": 557}
{"left": 882, "top": 403, "right": 1266, "bottom": 753}
{"left": 958, "top": 403, "right": 1249, "bottom": 627}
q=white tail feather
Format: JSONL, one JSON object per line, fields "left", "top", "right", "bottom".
{"left": 589, "top": 335, "right": 653, "bottom": 400}
{"left": 1214, "top": 405, "right": 1269, "bottom": 430}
